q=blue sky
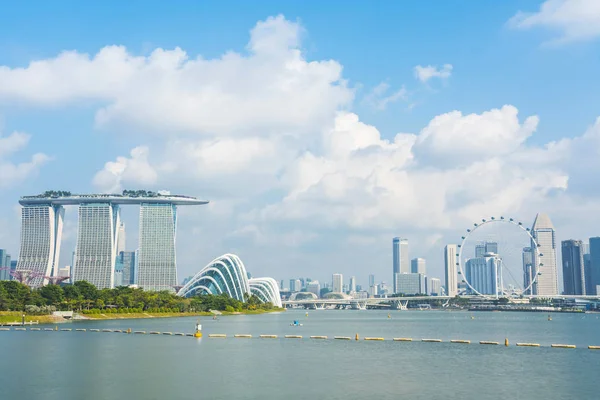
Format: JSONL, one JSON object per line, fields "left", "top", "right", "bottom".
{"left": 1, "top": 0, "right": 600, "bottom": 289}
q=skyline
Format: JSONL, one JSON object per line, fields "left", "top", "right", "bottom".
{"left": 2, "top": 1, "right": 600, "bottom": 286}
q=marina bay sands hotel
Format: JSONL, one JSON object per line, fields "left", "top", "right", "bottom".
{"left": 16, "top": 191, "right": 208, "bottom": 290}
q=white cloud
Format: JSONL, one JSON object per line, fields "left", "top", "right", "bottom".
{"left": 0, "top": 15, "right": 352, "bottom": 137}
{"left": 92, "top": 146, "right": 157, "bottom": 193}
{"left": 363, "top": 82, "right": 408, "bottom": 110}
{"left": 509, "top": 0, "right": 600, "bottom": 44}
{"left": 0, "top": 130, "right": 50, "bottom": 188}
{"left": 414, "top": 64, "right": 453, "bottom": 83}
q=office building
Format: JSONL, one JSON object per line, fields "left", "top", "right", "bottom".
{"left": 349, "top": 276, "right": 356, "bottom": 292}
{"left": 73, "top": 203, "right": 120, "bottom": 289}
{"left": 279, "top": 279, "right": 285, "bottom": 290}
{"left": 307, "top": 281, "right": 320, "bottom": 298}
{"left": 589, "top": 237, "right": 600, "bottom": 295}
{"left": 368, "top": 274, "right": 375, "bottom": 287}
{"left": 395, "top": 273, "right": 426, "bottom": 295}
{"left": 522, "top": 247, "right": 534, "bottom": 295}
{"left": 0, "top": 249, "right": 11, "bottom": 281}
{"left": 562, "top": 240, "right": 586, "bottom": 295}
{"left": 411, "top": 258, "right": 426, "bottom": 274}
{"left": 16, "top": 204, "right": 64, "bottom": 287}
{"left": 117, "top": 251, "right": 136, "bottom": 286}
{"left": 444, "top": 244, "right": 458, "bottom": 297}
{"left": 392, "top": 238, "right": 409, "bottom": 293}
{"left": 475, "top": 242, "right": 498, "bottom": 258}
{"left": 465, "top": 253, "right": 500, "bottom": 296}
{"left": 294, "top": 279, "right": 301, "bottom": 292}
{"left": 531, "top": 213, "right": 558, "bottom": 296}
{"left": 116, "top": 222, "right": 126, "bottom": 256}
{"left": 332, "top": 273, "right": 343, "bottom": 293}
{"left": 428, "top": 277, "right": 441, "bottom": 295}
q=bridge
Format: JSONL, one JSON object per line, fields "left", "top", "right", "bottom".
{"left": 282, "top": 294, "right": 600, "bottom": 310}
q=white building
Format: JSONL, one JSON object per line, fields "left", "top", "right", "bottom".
{"left": 116, "top": 222, "right": 126, "bottom": 256}
{"left": 73, "top": 203, "right": 120, "bottom": 289}
{"left": 137, "top": 203, "right": 178, "bottom": 291}
{"left": 428, "top": 277, "right": 441, "bottom": 295}
{"left": 465, "top": 253, "right": 500, "bottom": 296}
{"left": 332, "top": 273, "right": 343, "bottom": 293}
{"left": 444, "top": 244, "right": 458, "bottom": 297}
{"left": 393, "top": 238, "right": 409, "bottom": 293}
{"left": 531, "top": 213, "right": 559, "bottom": 296}
{"left": 16, "top": 205, "right": 65, "bottom": 288}
{"left": 395, "top": 273, "right": 426, "bottom": 295}
{"left": 411, "top": 258, "right": 426, "bottom": 274}
{"left": 307, "top": 281, "right": 320, "bottom": 298}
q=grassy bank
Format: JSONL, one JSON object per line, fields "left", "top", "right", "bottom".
{"left": 0, "top": 312, "right": 63, "bottom": 325}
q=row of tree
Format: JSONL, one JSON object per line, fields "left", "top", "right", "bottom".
{"left": 0, "top": 281, "right": 275, "bottom": 313}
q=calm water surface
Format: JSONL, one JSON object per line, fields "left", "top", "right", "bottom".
{"left": 1, "top": 310, "right": 599, "bottom": 400}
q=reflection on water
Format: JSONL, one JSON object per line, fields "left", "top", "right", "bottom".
{"left": 1, "top": 310, "right": 599, "bottom": 400}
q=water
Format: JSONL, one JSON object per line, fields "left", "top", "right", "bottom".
{"left": 1, "top": 310, "right": 599, "bottom": 400}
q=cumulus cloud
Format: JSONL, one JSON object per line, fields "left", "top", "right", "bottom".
{"left": 414, "top": 64, "right": 453, "bottom": 83}
{"left": 92, "top": 146, "right": 157, "bottom": 193}
{"left": 0, "top": 15, "right": 352, "bottom": 137}
{"left": 0, "top": 130, "right": 50, "bottom": 188}
{"left": 509, "top": 0, "right": 600, "bottom": 44}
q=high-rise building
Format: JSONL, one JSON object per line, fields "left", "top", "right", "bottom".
{"left": 294, "top": 279, "right": 301, "bottom": 292}
{"left": 116, "top": 222, "right": 126, "bottom": 256}
{"left": 349, "top": 276, "right": 356, "bottom": 292}
{"left": 392, "top": 238, "right": 409, "bottom": 293}
{"left": 332, "top": 273, "right": 343, "bottom": 293}
{"left": 279, "top": 279, "right": 285, "bottom": 290}
{"left": 73, "top": 203, "right": 120, "bottom": 289}
{"left": 411, "top": 258, "right": 426, "bottom": 274}
{"left": 531, "top": 213, "right": 558, "bottom": 296}
{"left": 522, "top": 247, "right": 534, "bottom": 295}
{"left": 0, "top": 249, "right": 11, "bottom": 281}
{"left": 16, "top": 204, "right": 65, "bottom": 287}
{"left": 289, "top": 279, "right": 296, "bottom": 292}
{"left": 562, "top": 240, "right": 586, "bottom": 295}
{"left": 395, "top": 273, "right": 426, "bottom": 295}
{"left": 589, "top": 237, "right": 600, "bottom": 295}
{"left": 444, "top": 244, "right": 458, "bottom": 297}
{"left": 137, "top": 203, "right": 177, "bottom": 291}
{"left": 428, "top": 277, "right": 441, "bottom": 295}
{"left": 476, "top": 242, "right": 498, "bottom": 258}
{"left": 465, "top": 253, "right": 500, "bottom": 296}
{"left": 307, "top": 280, "right": 320, "bottom": 298}
{"left": 117, "top": 251, "right": 136, "bottom": 286}
{"left": 583, "top": 243, "right": 593, "bottom": 295}
{"left": 368, "top": 274, "right": 375, "bottom": 287}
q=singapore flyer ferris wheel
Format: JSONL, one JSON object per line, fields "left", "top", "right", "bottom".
{"left": 457, "top": 216, "right": 543, "bottom": 298}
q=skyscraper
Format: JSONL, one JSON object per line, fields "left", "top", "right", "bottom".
{"left": 465, "top": 253, "right": 500, "bottom": 296}
{"left": 349, "top": 276, "right": 356, "bottom": 292}
{"left": 395, "top": 273, "right": 426, "bottom": 295}
{"left": 392, "top": 238, "right": 408, "bottom": 293}
{"left": 476, "top": 242, "right": 498, "bottom": 258}
{"left": 428, "top": 277, "right": 441, "bottom": 295}
{"left": 522, "top": 247, "right": 534, "bottom": 295}
{"left": 589, "top": 237, "right": 600, "bottom": 295}
{"left": 0, "top": 249, "right": 11, "bottom": 281}
{"left": 116, "top": 222, "right": 126, "bottom": 256}
{"left": 289, "top": 279, "right": 296, "bottom": 292}
{"left": 368, "top": 274, "right": 375, "bottom": 287}
{"left": 332, "top": 273, "right": 343, "bottom": 293}
{"left": 444, "top": 244, "right": 458, "bottom": 297}
{"left": 411, "top": 258, "right": 426, "bottom": 274}
{"left": 561, "top": 240, "right": 586, "bottom": 295}
{"left": 73, "top": 203, "right": 120, "bottom": 289}
{"left": 531, "top": 213, "right": 558, "bottom": 296}
{"left": 16, "top": 204, "right": 65, "bottom": 287}
{"left": 137, "top": 203, "right": 177, "bottom": 291}
{"left": 118, "top": 251, "right": 136, "bottom": 286}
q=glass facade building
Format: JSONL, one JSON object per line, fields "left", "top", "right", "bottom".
{"left": 16, "top": 204, "right": 64, "bottom": 288}
{"left": 531, "top": 213, "right": 558, "bottom": 296}
{"left": 137, "top": 203, "right": 177, "bottom": 292}
{"left": 561, "top": 240, "right": 586, "bottom": 295}
{"left": 73, "top": 203, "right": 120, "bottom": 289}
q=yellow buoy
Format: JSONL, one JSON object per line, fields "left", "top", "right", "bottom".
{"left": 306, "top": 312, "right": 308, "bottom": 317}
{"left": 387, "top": 314, "right": 391, "bottom": 319}
{"left": 355, "top": 333, "right": 359, "bottom": 341}
{"left": 471, "top": 315, "right": 475, "bottom": 320}
{"left": 505, "top": 338, "right": 509, "bottom": 347}
{"left": 194, "top": 320, "right": 203, "bottom": 338}
{"left": 548, "top": 314, "right": 552, "bottom": 321}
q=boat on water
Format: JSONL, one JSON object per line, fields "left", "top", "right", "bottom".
{"left": 290, "top": 320, "right": 303, "bottom": 327}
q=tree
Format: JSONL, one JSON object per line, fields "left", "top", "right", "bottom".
{"left": 39, "top": 285, "right": 64, "bottom": 306}
{"left": 74, "top": 281, "right": 98, "bottom": 301}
